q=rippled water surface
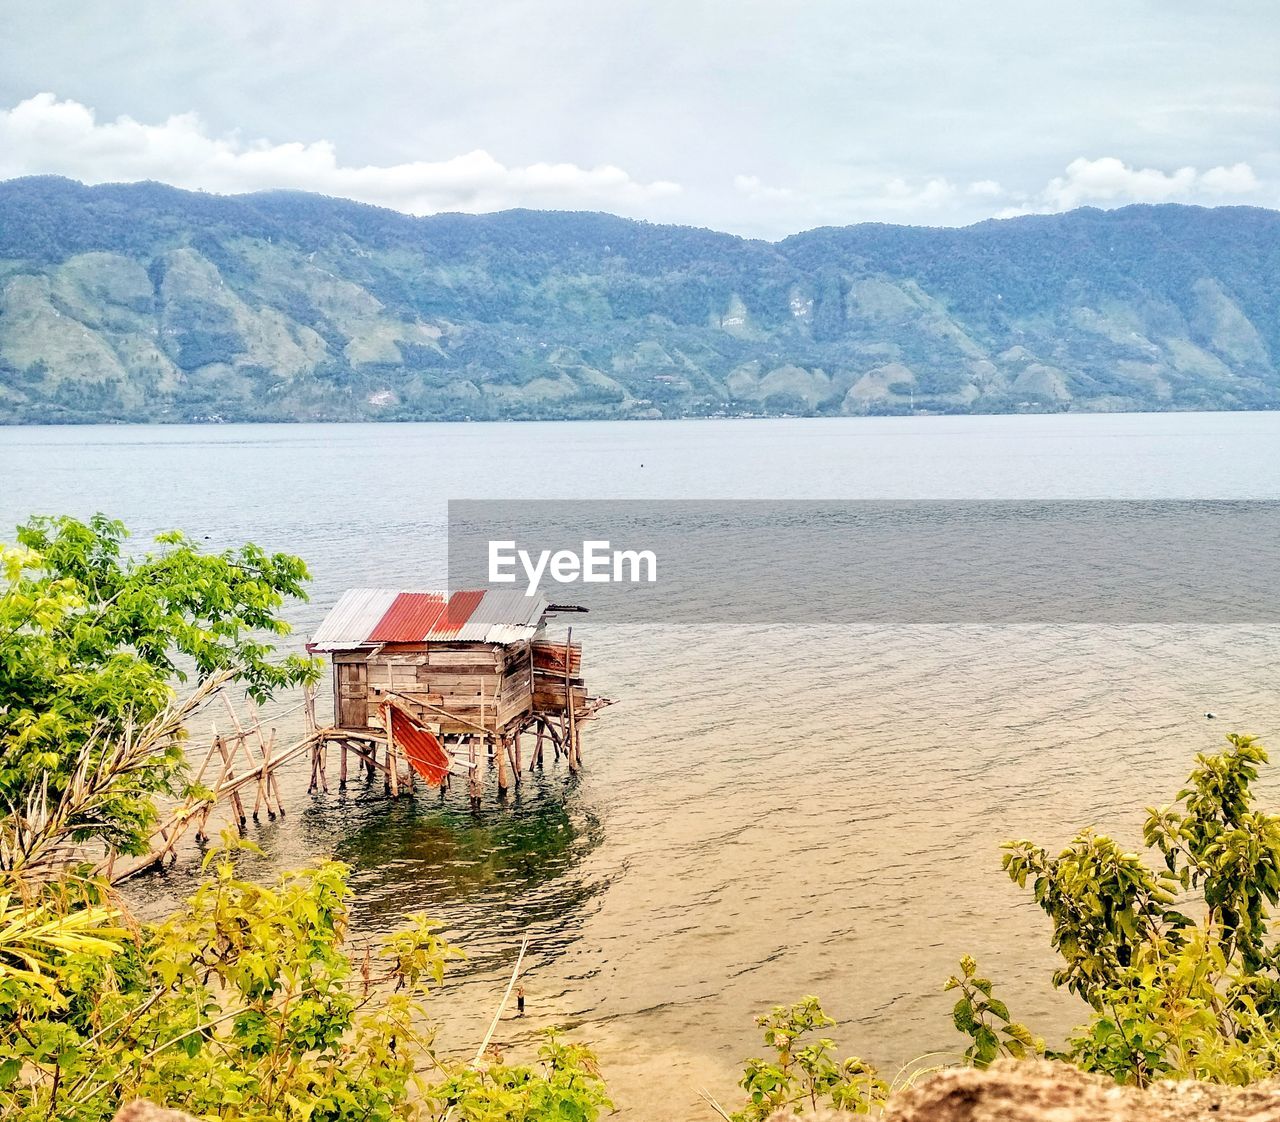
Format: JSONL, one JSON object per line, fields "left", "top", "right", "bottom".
{"left": 4, "top": 413, "right": 1280, "bottom": 1117}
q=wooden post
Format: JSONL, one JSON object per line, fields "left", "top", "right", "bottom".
{"left": 468, "top": 737, "right": 481, "bottom": 804}
{"left": 497, "top": 734, "right": 510, "bottom": 797}
{"left": 221, "top": 697, "right": 269, "bottom": 819}
{"left": 563, "top": 628, "right": 579, "bottom": 775}
{"left": 214, "top": 735, "right": 247, "bottom": 825}
{"left": 381, "top": 704, "right": 400, "bottom": 798}
{"left": 266, "top": 729, "right": 285, "bottom": 815}
{"left": 244, "top": 697, "right": 286, "bottom": 815}
{"left": 340, "top": 739, "right": 349, "bottom": 789}
{"left": 304, "top": 683, "right": 317, "bottom": 733}
{"left": 532, "top": 720, "right": 544, "bottom": 770}
{"left": 189, "top": 737, "right": 221, "bottom": 842}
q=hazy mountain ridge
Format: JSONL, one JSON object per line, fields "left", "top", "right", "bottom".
{"left": 0, "top": 176, "right": 1277, "bottom": 422}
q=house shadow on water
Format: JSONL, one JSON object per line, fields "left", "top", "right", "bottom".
{"left": 303, "top": 771, "right": 610, "bottom": 974}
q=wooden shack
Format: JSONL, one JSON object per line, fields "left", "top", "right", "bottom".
{"left": 308, "top": 588, "right": 602, "bottom": 799}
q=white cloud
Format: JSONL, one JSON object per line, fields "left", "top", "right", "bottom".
{"left": 878, "top": 176, "right": 958, "bottom": 210}
{"left": 1200, "top": 162, "right": 1261, "bottom": 195}
{"left": 967, "top": 179, "right": 1004, "bottom": 198}
{"left": 1040, "top": 156, "right": 1259, "bottom": 210}
{"left": 733, "top": 174, "right": 799, "bottom": 203}
{"left": 0, "top": 93, "right": 682, "bottom": 214}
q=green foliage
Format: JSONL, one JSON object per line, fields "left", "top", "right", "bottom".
{"left": 997, "top": 734, "right": 1280, "bottom": 1086}
{"left": 0, "top": 514, "right": 318, "bottom": 855}
{"left": 0, "top": 842, "right": 609, "bottom": 1122}
{"left": 733, "top": 997, "right": 887, "bottom": 1120}
{"left": 944, "top": 955, "right": 1044, "bottom": 1067}
{"left": 429, "top": 1032, "right": 611, "bottom": 1122}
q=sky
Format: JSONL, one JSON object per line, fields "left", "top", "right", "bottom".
{"left": 0, "top": 0, "right": 1277, "bottom": 239}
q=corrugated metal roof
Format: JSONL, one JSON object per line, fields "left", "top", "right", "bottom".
{"left": 368, "top": 592, "right": 448, "bottom": 643}
{"left": 309, "top": 588, "right": 399, "bottom": 650}
{"left": 309, "top": 588, "right": 547, "bottom": 650}
{"left": 432, "top": 589, "right": 487, "bottom": 637}
{"left": 451, "top": 588, "right": 545, "bottom": 642}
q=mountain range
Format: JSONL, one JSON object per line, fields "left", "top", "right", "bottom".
{"left": 0, "top": 176, "right": 1278, "bottom": 423}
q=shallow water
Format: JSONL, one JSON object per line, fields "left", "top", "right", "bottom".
{"left": 4, "top": 413, "right": 1280, "bottom": 1118}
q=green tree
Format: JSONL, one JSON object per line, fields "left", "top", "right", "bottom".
{"left": 0, "top": 514, "right": 318, "bottom": 857}
{"left": 999, "top": 734, "right": 1280, "bottom": 1085}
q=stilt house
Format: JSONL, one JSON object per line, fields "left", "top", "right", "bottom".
{"left": 307, "top": 588, "right": 592, "bottom": 739}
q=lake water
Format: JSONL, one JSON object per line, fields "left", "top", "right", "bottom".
{"left": 4, "top": 412, "right": 1280, "bottom": 1118}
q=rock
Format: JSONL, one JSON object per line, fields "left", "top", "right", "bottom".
{"left": 875, "top": 1060, "right": 1280, "bottom": 1122}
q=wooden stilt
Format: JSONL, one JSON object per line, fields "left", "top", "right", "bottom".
{"left": 214, "top": 735, "right": 247, "bottom": 825}
{"left": 266, "top": 729, "right": 286, "bottom": 814}
{"left": 468, "top": 737, "right": 481, "bottom": 804}
{"left": 532, "top": 720, "right": 545, "bottom": 770}
{"left": 241, "top": 735, "right": 269, "bottom": 819}
{"left": 317, "top": 735, "right": 329, "bottom": 794}
{"left": 303, "top": 684, "right": 317, "bottom": 733}
{"left": 562, "top": 627, "right": 575, "bottom": 771}
{"left": 383, "top": 704, "right": 400, "bottom": 798}
{"left": 243, "top": 697, "right": 285, "bottom": 815}
{"left": 497, "top": 734, "right": 510, "bottom": 796}
{"left": 220, "top": 697, "right": 270, "bottom": 819}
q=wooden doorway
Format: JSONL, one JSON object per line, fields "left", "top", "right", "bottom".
{"left": 336, "top": 660, "right": 368, "bottom": 729}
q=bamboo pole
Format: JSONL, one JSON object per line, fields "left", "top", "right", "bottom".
{"left": 214, "top": 734, "right": 247, "bottom": 825}
{"left": 563, "top": 628, "right": 578, "bottom": 774}
{"left": 220, "top": 696, "right": 270, "bottom": 818}
{"left": 468, "top": 737, "right": 480, "bottom": 803}
{"left": 497, "top": 731, "right": 510, "bottom": 796}
{"left": 245, "top": 696, "right": 286, "bottom": 815}
{"left": 383, "top": 703, "right": 400, "bottom": 798}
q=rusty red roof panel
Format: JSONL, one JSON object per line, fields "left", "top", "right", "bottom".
{"left": 387, "top": 703, "right": 452, "bottom": 786}
{"left": 431, "top": 589, "right": 486, "bottom": 637}
{"left": 368, "top": 592, "right": 448, "bottom": 643}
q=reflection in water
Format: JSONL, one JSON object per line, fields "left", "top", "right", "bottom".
{"left": 327, "top": 777, "right": 608, "bottom": 976}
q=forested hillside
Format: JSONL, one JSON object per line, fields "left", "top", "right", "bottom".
{"left": 0, "top": 176, "right": 1277, "bottom": 422}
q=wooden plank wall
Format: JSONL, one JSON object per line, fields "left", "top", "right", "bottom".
{"left": 360, "top": 642, "right": 533, "bottom": 734}
{"left": 333, "top": 638, "right": 586, "bottom": 735}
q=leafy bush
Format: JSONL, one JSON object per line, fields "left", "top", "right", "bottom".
{"left": 1001, "top": 733, "right": 1280, "bottom": 1085}
{"left": 732, "top": 997, "right": 887, "bottom": 1120}
{"left": 945, "top": 955, "right": 1043, "bottom": 1067}
{"left": 0, "top": 841, "right": 610, "bottom": 1121}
